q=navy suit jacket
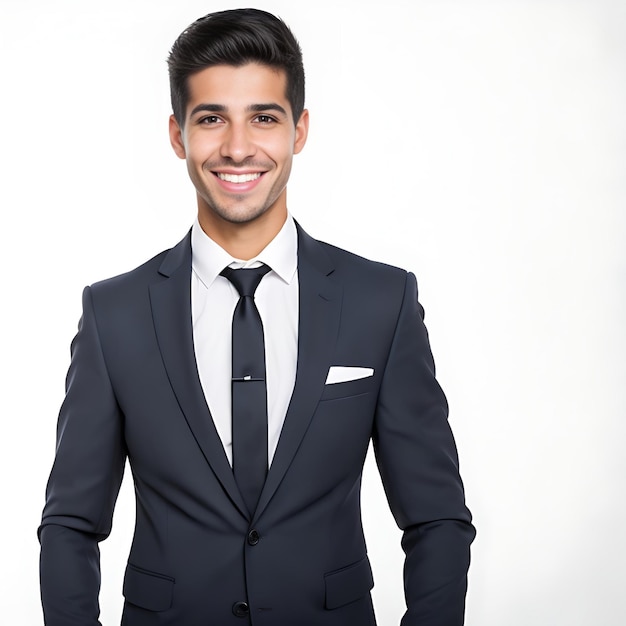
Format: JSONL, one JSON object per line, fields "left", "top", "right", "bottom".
{"left": 39, "top": 224, "right": 475, "bottom": 625}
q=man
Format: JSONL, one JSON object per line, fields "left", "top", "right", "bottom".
{"left": 39, "top": 8, "right": 475, "bottom": 626}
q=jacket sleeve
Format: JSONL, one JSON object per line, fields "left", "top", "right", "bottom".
{"left": 39, "top": 286, "right": 126, "bottom": 626}
{"left": 373, "top": 272, "right": 476, "bottom": 626}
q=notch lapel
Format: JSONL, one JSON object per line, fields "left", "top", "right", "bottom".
{"left": 149, "top": 233, "right": 248, "bottom": 520}
{"left": 253, "top": 225, "right": 342, "bottom": 522}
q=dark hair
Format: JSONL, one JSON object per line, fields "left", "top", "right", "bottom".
{"left": 167, "top": 8, "right": 305, "bottom": 127}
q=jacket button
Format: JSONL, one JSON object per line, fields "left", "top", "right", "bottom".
{"left": 232, "top": 601, "right": 249, "bottom": 617}
{"left": 247, "top": 529, "right": 260, "bottom": 546}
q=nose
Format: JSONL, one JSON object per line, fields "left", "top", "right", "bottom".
{"left": 220, "top": 122, "right": 256, "bottom": 163}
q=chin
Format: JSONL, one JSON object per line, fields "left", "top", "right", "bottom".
{"left": 220, "top": 207, "right": 269, "bottom": 224}
{"left": 205, "top": 199, "right": 280, "bottom": 226}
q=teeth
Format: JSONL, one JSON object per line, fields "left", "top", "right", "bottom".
{"left": 217, "top": 172, "right": 261, "bottom": 183}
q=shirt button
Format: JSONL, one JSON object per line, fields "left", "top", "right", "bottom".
{"left": 247, "top": 529, "right": 260, "bottom": 546}
{"left": 232, "top": 601, "right": 249, "bottom": 617}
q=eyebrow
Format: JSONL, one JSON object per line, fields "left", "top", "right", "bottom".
{"left": 189, "top": 102, "right": 288, "bottom": 118}
{"left": 247, "top": 103, "right": 288, "bottom": 116}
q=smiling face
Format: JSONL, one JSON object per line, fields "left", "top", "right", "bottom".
{"left": 169, "top": 63, "right": 308, "bottom": 246}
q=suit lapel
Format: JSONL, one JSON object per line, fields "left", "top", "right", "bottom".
{"left": 253, "top": 224, "right": 342, "bottom": 522}
{"left": 149, "top": 233, "right": 249, "bottom": 519}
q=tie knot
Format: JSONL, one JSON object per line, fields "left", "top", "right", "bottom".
{"left": 221, "top": 264, "right": 271, "bottom": 298}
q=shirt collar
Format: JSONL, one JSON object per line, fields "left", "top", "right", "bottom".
{"left": 191, "top": 213, "right": 298, "bottom": 289}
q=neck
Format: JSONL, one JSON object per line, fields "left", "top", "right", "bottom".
{"left": 198, "top": 206, "right": 287, "bottom": 260}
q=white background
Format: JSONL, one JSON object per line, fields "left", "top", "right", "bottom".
{"left": 1, "top": 0, "right": 624, "bottom": 624}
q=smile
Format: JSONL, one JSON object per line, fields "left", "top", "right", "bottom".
{"left": 216, "top": 172, "right": 262, "bottom": 183}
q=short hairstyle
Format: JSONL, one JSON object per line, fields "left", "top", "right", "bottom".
{"left": 167, "top": 8, "right": 305, "bottom": 127}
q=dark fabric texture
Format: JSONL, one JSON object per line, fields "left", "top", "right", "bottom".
{"left": 39, "top": 224, "right": 475, "bottom": 626}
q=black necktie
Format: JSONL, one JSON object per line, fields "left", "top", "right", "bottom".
{"left": 220, "top": 264, "right": 271, "bottom": 515}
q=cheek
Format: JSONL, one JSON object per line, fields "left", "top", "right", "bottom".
{"left": 263, "top": 132, "right": 296, "bottom": 164}
{"left": 269, "top": 146, "right": 295, "bottom": 171}
{"left": 184, "top": 134, "right": 217, "bottom": 165}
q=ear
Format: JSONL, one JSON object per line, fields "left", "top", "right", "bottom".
{"left": 169, "top": 115, "right": 186, "bottom": 159}
{"left": 293, "top": 109, "right": 309, "bottom": 155}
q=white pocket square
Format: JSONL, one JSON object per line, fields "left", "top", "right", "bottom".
{"left": 325, "top": 366, "right": 374, "bottom": 385}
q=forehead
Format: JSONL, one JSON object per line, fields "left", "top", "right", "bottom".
{"left": 185, "top": 63, "right": 288, "bottom": 110}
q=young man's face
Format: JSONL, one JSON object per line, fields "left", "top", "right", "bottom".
{"left": 169, "top": 63, "right": 308, "bottom": 231}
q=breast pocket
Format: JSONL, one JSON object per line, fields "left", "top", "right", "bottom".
{"left": 319, "top": 375, "right": 375, "bottom": 402}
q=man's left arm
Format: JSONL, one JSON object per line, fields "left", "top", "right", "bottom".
{"left": 373, "top": 271, "right": 476, "bottom": 626}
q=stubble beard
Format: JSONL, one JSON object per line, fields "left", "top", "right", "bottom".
{"left": 199, "top": 189, "right": 277, "bottom": 225}
{"left": 196, "top": 161, "right": 290, "bottom": 226}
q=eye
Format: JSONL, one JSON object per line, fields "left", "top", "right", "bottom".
{"left": 254, "top": 114, "right": 277, "bottom": 124}
{"left": 198, "top": 115, "right": 222, "bottom": 125}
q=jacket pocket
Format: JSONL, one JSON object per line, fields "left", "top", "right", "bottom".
{"left": 324, "top": 556, "right": 374, "bottom": 609}
{"left": 319, "top": 375, "right": 374, "bottom": 402}
{"left": 123, "top": 563, "right": 175, "bottom": 611}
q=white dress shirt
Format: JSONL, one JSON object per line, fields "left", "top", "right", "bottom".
{"left": 191, "top": 215, "right": 299, "bottom": 466}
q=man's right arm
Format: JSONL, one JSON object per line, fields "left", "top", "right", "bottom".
{"left": 39, "top": 286, "right": 126, "bottom": 625}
